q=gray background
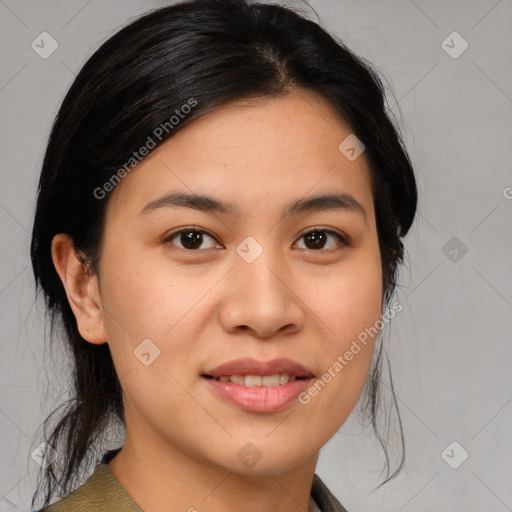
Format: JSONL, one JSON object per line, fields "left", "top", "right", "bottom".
{"left": 1, "top": 0, "right": 511, "bottom": 511}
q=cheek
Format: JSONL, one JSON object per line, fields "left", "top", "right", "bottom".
{"left": 99, "top": 249, "right": 200, "bottom": 339}
{"left": 314, "top": 249, "right": 383, "bottom": 345}
{"left": 97, "top": 256, "right": 208, "bottom": 428}
{"left": 297, "top": 252, "right": 383, "bottom": 430}
{"left": 97, "top": 246, "right": 233, "bottom": 405}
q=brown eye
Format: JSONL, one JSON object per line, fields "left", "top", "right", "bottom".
{"left": 164, "top": 228, "right": 220, "bottom": 251}
{"left": 295, "top": 229, "right": 348, "bottom": 251}
{"left": 163, "top": 227, "right": 348, "bottom": 253}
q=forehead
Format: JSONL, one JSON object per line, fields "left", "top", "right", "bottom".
{"left": 105, "top": 88, "right": 375, "bottom": 222}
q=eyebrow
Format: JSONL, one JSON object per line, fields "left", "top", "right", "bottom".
{"left": 139, "top": 191, "right": 367, "bottom": 224}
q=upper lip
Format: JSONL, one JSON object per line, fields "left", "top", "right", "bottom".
{"left": 203, "top": 358, "right": 314, "bottom": 378}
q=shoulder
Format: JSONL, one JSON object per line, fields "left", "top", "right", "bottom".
{"left": 311, "top": 473, "right": 350, "bottom": 512}
{"left": 37, "top": 465, "right": 345, "bottom": 512}
{"left": 37, "top": 463, "right": 142, "bottom": 512}
{"left": 37, "top": 465, "right": 111, "bottom": 512}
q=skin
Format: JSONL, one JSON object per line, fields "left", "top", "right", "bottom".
{"left": 52, "top": 87, "right": 384, "bottom": 512}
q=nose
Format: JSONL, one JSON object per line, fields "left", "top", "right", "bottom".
{"left": 217, "top": 245, "right": 305, "bottom": 339}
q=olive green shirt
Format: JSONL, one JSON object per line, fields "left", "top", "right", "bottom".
{"left": 40, "top": 451, "right": 349, "bottom": 512}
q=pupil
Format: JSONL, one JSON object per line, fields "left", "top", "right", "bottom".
{"left": 305, "top": 231, "right": 326, "bottom": 250}
{"left": 182, "top": 231, "right": 202, "bottom": 249}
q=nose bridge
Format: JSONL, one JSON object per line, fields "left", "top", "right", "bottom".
{"left": 234, "top": 235, "right": 288, "bottom": 304}
{"left": 218, "top": 235, "right": 303, "bottom": 336}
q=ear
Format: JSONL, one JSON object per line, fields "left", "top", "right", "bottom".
{"left": 51, "top": 234, "right": 107, "bottom": 345}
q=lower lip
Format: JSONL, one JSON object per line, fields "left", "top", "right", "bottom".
{"left": 201, "top": 376, "right": 312, "bottom": 413}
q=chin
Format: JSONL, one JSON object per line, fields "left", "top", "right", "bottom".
{"left": 203, "top": 438, "right": 317, "bottom": 476}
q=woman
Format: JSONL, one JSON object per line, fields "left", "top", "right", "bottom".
{"left": 30, "top": 0, "right": 418, "bottom": 510}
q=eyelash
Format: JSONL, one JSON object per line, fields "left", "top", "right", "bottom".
{"left": 162, "top": 226, "right": 350, "bottom": 253}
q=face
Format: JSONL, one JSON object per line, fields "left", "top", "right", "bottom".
{"left": 84, "top": 88, "right": 383, "bottom": 475}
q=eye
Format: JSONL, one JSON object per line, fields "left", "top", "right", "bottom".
{"left": 163, "top": 227, "right": 221, "bottom": 251}
{"left": 163, "top": 226, "right": 349, "bottom": 252}
{"left": 294, "top": 228, "right": 349, "bottom": 251}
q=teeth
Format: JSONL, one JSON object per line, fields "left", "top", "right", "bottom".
{"left": 230, "top": 375, "right": 245, "bottom": 385}
{"left": 262, "top": 374, "right": 280, "bottom": 387}
{"left": 214, "top": 373, "right": 299, "bottom": 387}
{"left": 245, "top": 375, "right": 262, "bottom": 387}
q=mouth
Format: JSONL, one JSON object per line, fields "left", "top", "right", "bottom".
{"left": 201, "top": 373, "right": 307, "bottom": 387}
{"left": 201, "top": 358, "right": 314, "bottom": 413}
{"left": 203, "top": 357, "right": 314, "bottom": 381}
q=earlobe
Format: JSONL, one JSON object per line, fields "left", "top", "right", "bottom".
{"left": 51, "top": 234, "right": 107, "bottom": 345}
